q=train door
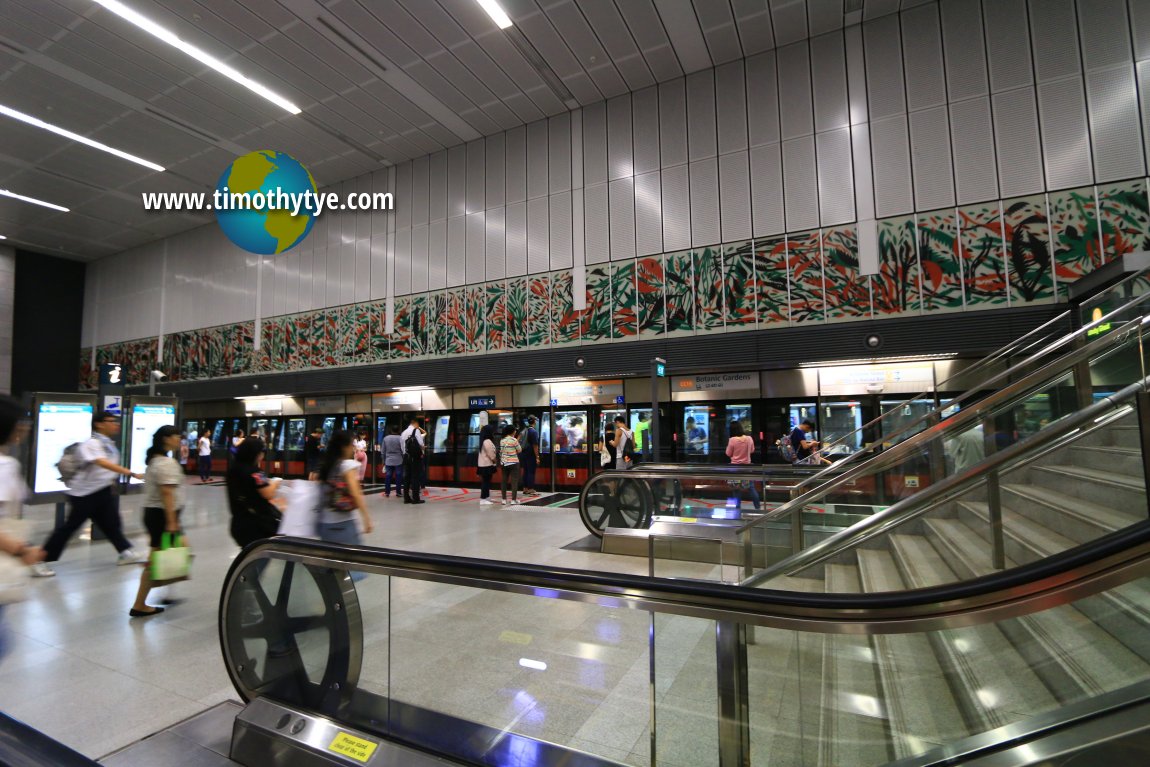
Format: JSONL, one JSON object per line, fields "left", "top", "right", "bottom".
{"left": 425, "top": 411, "right": 454, "bottom": 485}
{"left": 279, "top": 417, "right": 307, "bottom": 477}
{"left": 459, "top": 409, "right": 513, "bottom": 486}
{"left": 628, "top": 407, "right": 653, "bottom": 462}
{"left": 249, "top": 417, "right": 282, "bottom": 473}
{"left": 548, "top": 408, "right": 591, "bottom": 489}
{"left": 721, "top": 403, "right": 758, "bottom": 461}
{"left": 678, "top": 403, "right": 718, "bottom": 462}
{"left": 595, "top": 407, "right": 626, "bottom": 470}
{"left": 818, "top": 398, "right": 873, "bottom": 459}
{"left": 346, "top": 413, "right": 372, "bottom": 483}
{"left": 373, "top": 413, "right": 408, "bottom": 482}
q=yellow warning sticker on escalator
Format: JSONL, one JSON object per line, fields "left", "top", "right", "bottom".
{"left": 328, "top": 732, "right": 378, "bottom": 763}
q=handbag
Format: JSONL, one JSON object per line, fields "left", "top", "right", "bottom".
{"left": 150, "top": 532, "right": 191, "bottom": 583}
{"left": 0, "top": 519, "right": 30, "bottom": 605}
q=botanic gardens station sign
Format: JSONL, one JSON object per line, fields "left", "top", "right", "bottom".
{"left": 674, "top": 372, "right": 757, "bottom": 393}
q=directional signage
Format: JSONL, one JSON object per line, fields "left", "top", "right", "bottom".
{"left": 468, "top": 396, "right": 496, "bottom": 409}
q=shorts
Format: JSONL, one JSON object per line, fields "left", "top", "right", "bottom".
{"left": 143, "top": 506, "right": 183, "bottom": 549}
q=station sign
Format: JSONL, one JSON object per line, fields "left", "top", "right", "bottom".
{"left": 674, "top": 372, "right": 758, "bottom": 393}
{"left": 303, "top": 395, "right": 347, "bottom": 413}
{"left": 549, "top": 379, "right": 623, "bottom": 406}
{"left": 99, "top": 363, "right": 124, "bottom": 387}
{"left": 468, "top": 396, "right": 496, "bottom": 409}
{"left": 372, "top": 391, "right": 423, "bottom": 411}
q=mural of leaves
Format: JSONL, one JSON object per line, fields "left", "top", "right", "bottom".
{"left": 464, "top": 286, "right": 486, "bottom": 354}
{"left": 959, "top": 204, "right": 1008, "bottom": 308}
{"left": 366, "top": 301, "right": 389, "bottom": 363}
{"left": 1004, "top": 195, "right": 1054, "bottom": 305}
{"left": 484, "top": 281, "right": 507, "bottom": 352}
{"left": 444, "top": 289, "right": 466, "bottom": 356}
{"left": 389, "top": 296, "right": 414, "bottom": 360}
{"left": 427, "top": 292, "right": 449, "bottom": 356}
{"left": 787, "top": 230, "right": 825, "bottom": 323}
{"left": 506, "top": 277, "right": 529, "bottom": 350}
{"left": 409, "top": 294, "right": 431, "bottom": 359}
{"left": 723, "top": 241, "right": 756, "bottom": 330}
{"left": 753, "top": 236, "right": 789, "bottom": 326}
{"left": 1098, "top": 179, "right": 1150, "bottom": 265}
{"left": 636, "top": 255, "right": 667, "bottom": 339}
{"left": 822, "top": 226, "right": 870, "bottom": 322}
{"left": 612, "top": 261, "right": 637, "bottom": 339}
{"left": 874, "top": 216, "right": 920, "bottom": 316}
{"left": 664, "top": 250, "right": 695, "bottom": 336}
{"left": 918, "top": 209, "right": 963, "bottom": 312}
{"left": 1049, "top": 186, "right": 1098, "bottom": 300}
{"left": 581, "top": 266, "right": 612, "bottom": 343}
{"left": 693, "top": 246, "right": 724, "bottom": 333}
{"left": 549, "top": 270, "right": 580, "bottom": 347}
{"left": 528, "top": 275, "right": 551, "bottom": 349}
{"left": 79, "top": 349, "right": 96, "bottom": 390}
{"left": 342, "top": 304, "right": 374, "bottom": 365}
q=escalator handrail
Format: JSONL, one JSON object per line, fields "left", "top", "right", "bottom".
{"left": 734, "top": 312, "right": 1150, "bottom": 536}
{"left": 794, "top": 283, "right": 1150, "bottom": 492}
{"left": 741, "top": 375, "right": 1150, "bottom": 587}
{"left": 223, "top": 510, "right": 1150, "bottom": 636}
{"left": 0, "top": 712, "right": 101, "bottom": 767}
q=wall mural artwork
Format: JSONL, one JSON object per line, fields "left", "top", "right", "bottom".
{"left": 753, "top": 235, "right": 789, "bottom": 327}
{"left": 637, "top": 255, "right": 667, "bottom": 339}
{"left": 822, "top": 226, "right": 870, "bottom": 322}
{"left": 918, "top": 209, "right": 964, "bottom": 313}
{"left": 723, "top": 241, "right": 757, "bottom": 330}
{"left": 664, "top": 251, "right": 695, "bottom": 337}
{"left": 81, "top": 176, "right": 1150, "bottom": 390}
{"left": 959, "top": 204, "right": 1008, "bottom": 308}
{"left": 1004, "top": 195, "right": 1054, "bottom": 305}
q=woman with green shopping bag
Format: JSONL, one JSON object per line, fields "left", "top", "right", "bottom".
{"left": 130, "top": 425, "right": 186, "bottom": 617}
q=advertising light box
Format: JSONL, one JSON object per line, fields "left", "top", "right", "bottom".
{"left": 128, "top": 404, "right": 177, "bottom": 484}
{"left": 34, "top": 402, "right": 94, "bottom": 494}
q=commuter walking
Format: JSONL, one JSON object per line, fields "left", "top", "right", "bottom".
{"left": 197, "top": 430, "right": 212, "bottom": 483}
{"left": 229, "top": 429, "right": 245, "bottom": 469}
{"left": 305, "top": 427, "right": 323, "bottom": 480}
{"left": 225, "top": 438, "right": 282, "bottom": 548}
{"left": 316, "top": 431, "right": 374, "bottom": 546}
{"left": 32, "top": 411, "right": 143, "bottom": 577}
{"left": 381, "top": 425, "right": 404, "bottom": 498}
{"left": 401, "top": 417, "right": 426, "bottom": 505}
{"left": 178, "top": 432, "right": 189, "bottom": 471}
{"left": 499, "top": 425, "right": 522, "bottom": 506}
{"left": 477, "top": 423, "right": 497, "bottom": 505}
{"left": 610, "top": 415, "right": 634, "bottom": 470}
{"left": 0, "top": 396, "right": 45, "bottom": 661}
{"left": 353, "top": 432, "right": 369, "bottom": 481}
{"left": 519, "top": 416, "right": 541, "bottom": 497}
{"left": 725, "top": 421, "right": 761, "bottom": 510}
{"left": 130, "top": 425, "right": 184, "bottom": 618}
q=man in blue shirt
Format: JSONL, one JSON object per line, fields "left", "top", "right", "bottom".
{"left": 519, "top": 416, "right": 541, "bottom": 496}
{"left": 789, "top": 420, "right": 823, "bottom": 464}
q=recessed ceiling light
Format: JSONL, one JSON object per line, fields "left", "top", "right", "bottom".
{"left": 92, "top": 0, "right": 302, "bottom": 114}
{"left": 475, "top": 0, "right": 513, "bottom": 29}
{"left": 0, "top": 189, "right": 70, "bottom": 212}
{"left": 0, "top": 235, "right": 6, "bottom": 240}
{"left": 0, "top": 103, "right": 165, "bottom": 172}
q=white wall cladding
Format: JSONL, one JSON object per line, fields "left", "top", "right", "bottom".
{"left": 86, "top": 0, "right": 1150, "bottom": 346}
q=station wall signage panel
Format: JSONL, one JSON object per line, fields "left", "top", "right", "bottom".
{"left": 468, "top": 396, "right": 496, "bottom": 409}
{"left": 371, "top": 391, "right": 423, "bottom": 411}
{"left": 671, "top": 372, "right": 759, "bottom": 401}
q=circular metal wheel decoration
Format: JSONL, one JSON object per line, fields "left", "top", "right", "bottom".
{"left": 580, "top": 476, "right": 654, "bottom": 537}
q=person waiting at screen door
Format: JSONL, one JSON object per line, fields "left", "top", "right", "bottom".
{"left": 32, "top": 411, "right": 144, "bottom": 577}
{"left": 197, "top": 430, "right": 212, "bottom": 483}
{"left": 789, "top": 420, "right": 830, "bottom": 466}
{"left": 305, "top": 427, "right": 323, "bottom": 480}
{"left": 381, "top": 425, "right": 404, "bottom": 498}
{"left": 519, "top": 416, "right": 540, "bottom": 497}
{"left": 401, "top": 417, "right": 426, "bottom": 504}
{"left": 499, "top": 425, "right": 522, "bottom": 506}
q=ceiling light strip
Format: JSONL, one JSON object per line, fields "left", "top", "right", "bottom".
{"left": 0, "top": 103, "right": 165, "bottom": 172}
{"left": 476, "top": 0, "right": 514, "bottom": 29}
{"left": 0, "top": 189, "right": 70, "bottom": 212}
{"left": 92, "top": 0, "right": 302, "bottom": 115}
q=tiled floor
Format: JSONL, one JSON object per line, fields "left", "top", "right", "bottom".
{"left": 0, "top": 480, "right": 719, "bottom": 763}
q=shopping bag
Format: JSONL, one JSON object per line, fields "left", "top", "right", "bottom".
{"left": 0, "top": 519, "right": 30, "bottom": 605}
{"left": 150, "top": 533, "right": 190, "bottom": 584}
{"left": 278, "top": 479, "right": 320, "bottom": 539}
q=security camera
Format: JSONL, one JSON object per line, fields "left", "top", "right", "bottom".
{"left": 385, "top": 373, "right": 393, "bottom": 382}
{"left": 575, "top": 357, "right": 585, "bottom": 369}
{"left": 252, "top": 384, "right": 259, "bottom": 391}
{"left": 150, "top": 370, "right": 167, "bottom": 381}
{"left": 863, "top": 334, "right": 882, "bottom": 350}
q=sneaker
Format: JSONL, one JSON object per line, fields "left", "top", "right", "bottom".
{"left": 479, "top": 498, "right": 494, "bottom": 505}
{"left": 117, "top": 549, "right": 143, "bottom": 565}
{"left": 31, "top": 562, "right": 55, "bottom": 578}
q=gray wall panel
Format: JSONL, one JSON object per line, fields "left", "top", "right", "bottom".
{"left": 505, "top": 201, "right": 528, "bottom": 275}
{"left": 716, "top": 60, "right": 749, "bottom": 154}
{"left": 901, "top": 3, "right": 947, "bottom": 110}
{"left": 1030, "top": 0, "right": 1082, "bottom": 82}
{"left": 429, "top": 150, "right": 447, "bottom": 222}
{"left": 778, "top": 41, "right": 815, "bottom": 139}
{"left": 783, "top": 137, "right": 820, "bottom": 231}
{"left": 447, "top": 216, "right": 466, "bottom": 287}
{"left": 747, "top": 51, "right": 781, "bottom": 146}
{"left": 1133, "top": 0, "right": 1150, "bottom": 61}
{"left": 584, "top": 183, "right": 610, "bottom": 264}
{"left": 909, "top": 106, "right": 956, "bottom": 210}
{"left": 949, "top": 96, "right": 1000, "bottom": 203}
{"left": 751, "top": 143, "right": 786, "bottom": 236}
{"left": 1141, "top": 62, "right": 1150, "bottom": 178}
{"left": 660, "top": 78, "right": 689, "bottom": 167}
{"left": 411, "top": 156, "right": 429, "bottom": 226}
{"left": 527, "top": 196, "right": 549, "bottom": 273}
{"left": 467, "top": 140, "right": 485, "bottom": 214}
{"left": 1078, "top": 0, "right": 1133, "bottom": 71}
{"left": 609, "top": 176, "right": 637, "bottom": 260}
{"left": 632, "top": 86, "right": 661, "bottom": 174}
{"left": 608, "top": 94, "right": 634, "bottom": 180}
{"left": 485, "top": 206, "right": 506, "bottom": 281}
{"left": 1036, "top": 77, "right": 1095, "bottom": 189}
{"left": 690, "top": 158, "right": 721, "bottom": 246}
{"left": 941, "top": 0, "right": 989, "bottom": 100}
{"left": 845, "top": 26, "right": 869, "bottom": 125}
{"left": 984, "top": 0, "right": 1034, "bottom": 92}
{"left": 583, "top": 101, "right": 608, "bottom": 186}
{"left": 634, "top": 170, "right": 663, "bottom": 256}
{"left": 549, "top": 113, "right": 572, "bottom": 193}
{"left": 811, "top": 31, "right": 849, "bottom": 132}
{"left": 661, "top": 163, "right": 692, "bottom": 251}
{"left": 870, "top": 115, "right": 915, "bottom": 217}
{"left": 864, "top": 14, "right": 906, "bottom": 119}
{"left": 527, "top": 121, "right": 548, "bottom": 200}
{"left": 448, "top": 146, "right": 466, "bottom": 218}
{"left": 687, "top": 70, "right": 718, "bottom": 160}
{"left": 719, "top": 151, "right": 752, "bottom": 242}
{"left": 428, "top": 218, "right": 447, "bottom": 290}
{"left": 1086, "top": 64, "right": 1146, "bottom": 181}
{"left": 505, "top": 126, "right": 527, "bottom": 204}
{"left": 549, "top": 191, "right": 573, "bottom": 269}
{"left": 466, "top": 211, "right": 485, "bottom": 284}
{"left": 411, "top": 224, "right": 429, "bottom": 293}
{"left": 992, "top": 87, "right": 1045, "bottom": 197}
{"left": 394, "top": 227, "right": 411, "bottom": 296}
{"left": 485, "top": 134, "right": 506, "bottom": 208}
{"left": 816, "top": 128, "right": 856, "bottom": 225}
{"left": 395, "top": 161, "right": 412, "bottom": 230}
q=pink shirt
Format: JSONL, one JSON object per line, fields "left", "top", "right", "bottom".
{"left": 726, "top": 436, "right": 754, "bottom": 464}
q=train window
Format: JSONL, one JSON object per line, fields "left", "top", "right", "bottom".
{"left": 430, "top": 414, "right": 452, "bottom": 453}
{"left": 630, "top": 408, "right": 652, "bottom": 457}
{"left": 552, "top": 411, "right": 588, "bottom": 453}
{"left": 683, "top": 405, "right": 712, "bottom": 456}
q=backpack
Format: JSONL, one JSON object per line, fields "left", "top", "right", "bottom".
{"left": 405, "top": 431, "right": 424, "bottom": 461}
{"left": 57, "top": 442, "right": 88, "bottom": 487}
{"left": 776, "top": 436, "right": 797, "bottom": 464}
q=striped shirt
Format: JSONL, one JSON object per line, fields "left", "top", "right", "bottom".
{"left": 500, "top": 437, "right": 521, "bottom": 466}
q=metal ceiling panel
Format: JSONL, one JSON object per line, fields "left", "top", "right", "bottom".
{"left": 579, "top": 0, "right": 655, "bottom": 91}
{"left": 542, "top": 1, "right": 627, "bottom": 97}
{"left": 807, "top": 0, "right": 844, "bottom": 36}
{"left": 693, "top": 0, "right": 742, "bottom": 66}
{"left": 615, "top": 0, "right": 683, "bottom": 82}
{"left": 769, "top": 0, "right": 808, "bottom": 47}
{"left": 731, "top": 0, "right": 776, "bottom": 57}
{"left": 654, "top": 0, "right": 713, "bottom": 74}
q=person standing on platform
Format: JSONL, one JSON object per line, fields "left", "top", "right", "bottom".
{"left": 32, "top": 411, "right": 143, "bottom": 578}
{"left": 725, "top": 421, "right": 761, "bottom": 510}
{"left": 610, "top": 416, "right": 634, "bottom": 471}
{"left": 178, "top": 432, "right": 189, "bottom": 474}
{"left": 499, "top": 425, "right": 522, "bottom": 506}
{"left": 633, "top": 412, "right": 651, "bottom": 462}
{"left": 353, "top": 432, "right": 369, "bottom": 481}
{"left": 401, "top": 417, "right": 426, "bottom": 505}
{"left": 0, "top": 396, "right": 45, "bottom": 660}
{"left": 381, "top": 425, "right": 404, "bottom": 498}
{"left": 477, "top": 423, "right": 497, "bottom": 505}
{"left": 197, "top": 430, "right": 212, "bottom": 483}
{"left": 305, "top": 427, "right": 323, "bottom": 480}
{"left": 519, "top": 416, "right": 541, "bottom": 497}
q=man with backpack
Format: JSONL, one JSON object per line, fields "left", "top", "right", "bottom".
{"left": 401, "top": 417, "right": 426, "bottom": 505}
{"left": 519, "top": 416, "right": 541, "bottom": 497}
{"left": 32, "top": 411, "right": 144, "bottom": 577}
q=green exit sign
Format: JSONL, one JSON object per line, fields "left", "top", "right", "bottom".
{"left": 656, "top": 362, "right": 666, "bottom": 377}
{"left": 1087, "top": 322, "right": 1112, "bottom": 338}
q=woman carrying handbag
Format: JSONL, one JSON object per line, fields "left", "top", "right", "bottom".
{"left": 477, "top": 424, "right": 497, "bottom": 505}
{"left": 226, "top": 437, "right": 282, "bottom": 549}
{"left": 131, "top": 425, "right": 186, "bottom": 618}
